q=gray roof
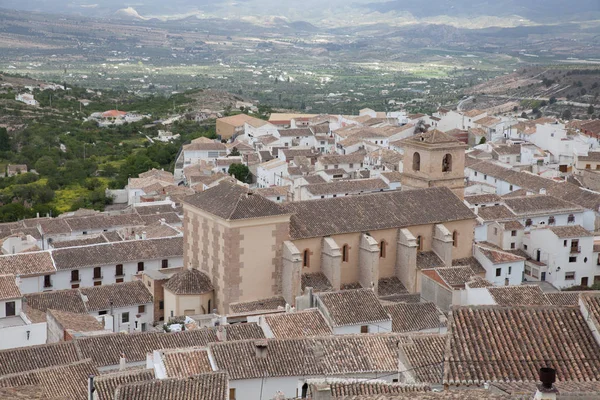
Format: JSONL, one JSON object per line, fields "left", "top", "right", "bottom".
{"left": 284, "top": 187, "right": 475, "bottom": 240}
{"left": 182, "top": 182, "right": 289, "bottom": 221}
{"left": 317, "top": 289, "right": 390, "bottom": 327}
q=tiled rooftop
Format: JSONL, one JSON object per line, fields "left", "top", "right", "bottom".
{"left": 488, "top": 285, "right": 551, "bottom": 306}
{"left": 446, "top": 306, "right": 600, "bottom": 384}
{"left": 229, "top": 296, "right": 287, "bottom": 314}
{"left": 0, "top": 274, "right": 21, "bottom": 300}
{"left": 317, "top": 289, "right": 390, "bottom": 327}
{"left": 164, "top": 268, "right": 213, "bottom": 295}
{"left": 265, "top": 309, "right": 333, "bottom": 338}
{"left": 0, "top": 341, "right": 81, "bottom": 377}
{"left": 114, "top": 372, "right": 229, "bottom": 400}
{"left": 0, "top": 360, "right": 97, "bottom": 400}
{"left": 384, "top": 303, "right": 445, "bottom": 333}
{"left": 93, "top": 369, "right": 155, "bottom": 400}
{"left": 160, "top": 348, "right": 213, "bottom": 378}
{"left": 285, "top": 187, "right": 475, "bottom": 240}
{"left": 51, "top": 237, "right": 183, "bottom": 270}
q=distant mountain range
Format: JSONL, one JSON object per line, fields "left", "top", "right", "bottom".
{"left": 2, "top": 0, "right": 599, "bottom": 28}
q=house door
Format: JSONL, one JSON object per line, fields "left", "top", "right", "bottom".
{"left": 581, "top": 277, "right": 589, "bottom": 287}
{"left": 541, "top": 272, "right": 546, "bottom": 281}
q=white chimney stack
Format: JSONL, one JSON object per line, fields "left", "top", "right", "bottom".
{"left": 119, "top": 353, "right": 126, "bottom": 371}
{"left": 216, "top": 325, "right": 227, "bottom": 342}
{"left": 254, "top": 340, "right": 268, "bottom": 359}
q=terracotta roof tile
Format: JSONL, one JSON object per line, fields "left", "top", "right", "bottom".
{"left": 476, "top": 205, "right": 516, "bottom": 221}
{"left": 0, "top": 341, "right": 81, "bottom": 377}
{"left": 544, "top": 291, "right": 583, "bottom": 306}
{"left": 183, "top": 182, "right": 288, "bottom": 221}
{"left": 51, "top": 237, "right": 183, "bottom": 270}
{"left": 76, "top": 324, "right": 264, "bottom": 367}
{"left": 164, "top": 269, "right": 213, "bottom": 295}
{"left": 0, "top": 274, "right": 21, "bottom": 300}
{"left": 488, "top": 285, "right": 551, "bottom": 306}
{"left": 114, "top": 372, "right": 229, "bottom": 400}
{"left": 317, "top": 289, "right": 390, "bottom": 327}
{"left": 325, "top": 379, "right": 431, "bottom": 397}
{"left": 0, "top": 251, "right": 55, "bottom": 277}
{"left": 80, "top": 281, "right": 153, "bottom": 312}
{"left": 160, "top": 348, "right": 213, "bottom": 378}
{"left": 548, "top": 225, "right": 593, "bottom": 238}
{"left": 93, "top": 369, "right": 155, "bottom": 400}
{"left": 0, "top": 360, "right": 97, "bottom": 400}
{"left": 229, "top": 296, "right": 287, "bottom": 313}
{"left": 265, "top": 309, "right": 333, "bottom": 338}
{"left": 210, "top": 335, "right": 402, "bottom": 380}
{"left": 24, "top": 289, "right": 87, "bottom": 314}
{"left": 464, "top": 194, "right": 502, "bottom": 205}
{"left": 47, "top": 309, "right": 104, "bottom": 332}
{"left": 446, "top": 306, "right": 600, "bottom": 384}
{"left": 434, "top": 266, "right": 482, "bottom": 289}
{"left": 301, "top": 272, "right": 332, "bottom": 293}
{"left": 384, "top": 303, "right": 445, "bottom": 333}
{"left": 399, "top": 334, "right": 447, "bottom": 384}
{"left": 476, "top": 244, "right": 525, "bottom": 264}
{"left": 285, "top": 187, "right": 475, "bottom": 240}
{"left": 378, "top": 277, "right": 408, "bottom": 298}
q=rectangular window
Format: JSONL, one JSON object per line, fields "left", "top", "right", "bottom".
{"left": 360, "top": 325, "right": 369, "bottom": 333}
{"left": 511, "top": 230, "right": 517, "bottom": 237}
{"left": 524, "top": 244, "right": 528, "bottom": 250}
{"left": 94, "top": 281, "right": 102, "bottom": 286}
{"left": 508, "top": 266, "right": 512, "bottom": 275}
{"left": 122, "top": 312, "right": 129, "bottom": 323}
{"left": 565, "top": 271, "right": 576, "bottom": 280}
{"left": 93, "top": 267, "right": 102, "bottom": 279}
{"left": 161, "top": 259, "right": 169, "bottom": 269}
{"left": 116, "top": 278, "right": 124, "bottom": 283}
{"left": 116, "top": 264, "right": 124, "bottom": 276}
{"left": 510, "top": 242, "right": 516, "bottom": 249}
{"left": 141, "top": 323, "right": 147, "bottom": 332}
{"left": 71, "top": 270, "right": 79, "bottom": 282}
{"left": 137, "top": 262, "right": 144, "bottom": 272}
{"left": 495, "top": 268, "right": 502, "bottom": 277}
{"left": 230, "top": 389, "right": 236, "bottom": 400}
{"left": 98, "top": 310, "right": 107, "bottom": 316}
{"left": 159, "top": 301, "right": 164, "bottom": 310}
{"left": 569, "top": 256, "right": 577, "bottom": 263}
{"left": 44, "top": 275, "right": 52, "bottom": 288}
{"left": 138, "top": 305, "right": 146, "bottom": 314}
{"left": 564, "top": 240, "right": 568, "bottom": 247}
{"left": 5, "top": 301, "right": 15, "bottom": 317}
{"left": 71, "top": 284, "right": 79, "bottom": 289}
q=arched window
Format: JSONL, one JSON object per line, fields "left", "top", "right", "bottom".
{"left": 442, "top": 153, "right": 452, "bottom": 172}
{"left": 416, "top": 235, "right": 423, "bottom": 251}
{"left": 412, "top": 152, "right": 421, "bottom": 171}
{"left": 342, "top": 244, "right": 349, "bottom": 262}
{"left": 452, "top": 231, "right": 458, "bottom": 248}
{"left": 303, "top": 249, "right": 310, "bottom": 268}
{"left": 380, "top": 240, "right": 386, "bottom": 258}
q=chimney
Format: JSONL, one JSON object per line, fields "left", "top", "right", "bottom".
{"left": 119, "top": 353, "right": 126, "bottom": 371}
{"left": 88, "top": 375, "right": 95, "bottom": 400}
{"left": 216, "top": 325, "right": 227, "bottom": 342}
{"left": 534, "top": 367, "right": 557, "bottom": 400}
{"left": 254, "top": 340, "right": 268, "bottom": 359}
{"left": 539, "top": 188, "right": 547, "bottom": 195}
{"left": 307, "top": 287, "right": 314, "bottom": 308}
{"left": 141, "top": 231, "right": 147, "bottom": 240}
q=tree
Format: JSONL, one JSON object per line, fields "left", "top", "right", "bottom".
{"left": 0, "top": 128, "right": 10, "bottom": 151}
{"left": 562, "top": 109, "right": 573, "bottom": 120}
{"left": 479, "top": 137, "right": 487, "bottom": 144}
{"left": 35, "top": 156, "right": 58, "bottom": 177}
{"left": 520, "top": 112, "right": 528, "bottom": 119}
{"left": 230, "top": 147, "right": 240, "bottom": 156}
{"left": 228, "top": 163, "right": 250, "bottom": 183}
{"left": 549, "top": 97, "right": 557, "bottom": 104}
{"left": 588, "top": 105, "right": 595, "bottom": 115}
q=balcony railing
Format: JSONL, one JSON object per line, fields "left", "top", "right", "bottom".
{"left": 570, "top": 246, "right": 581, "bottom": 254}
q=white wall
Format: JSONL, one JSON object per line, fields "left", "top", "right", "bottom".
{"left": 0, "top": 320, "right": 46, "bottom": 350}
{"left": 332, "top": 320, "right": 393, "bottom": 335}
{"left": 33, "top": 256, "right": 183, "bottom": 294}
{"left": 474, "top": 247, "right": 524, "bottom": 286}
{"left": 89, "top": 303, "right": 153, "bottom": 333}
